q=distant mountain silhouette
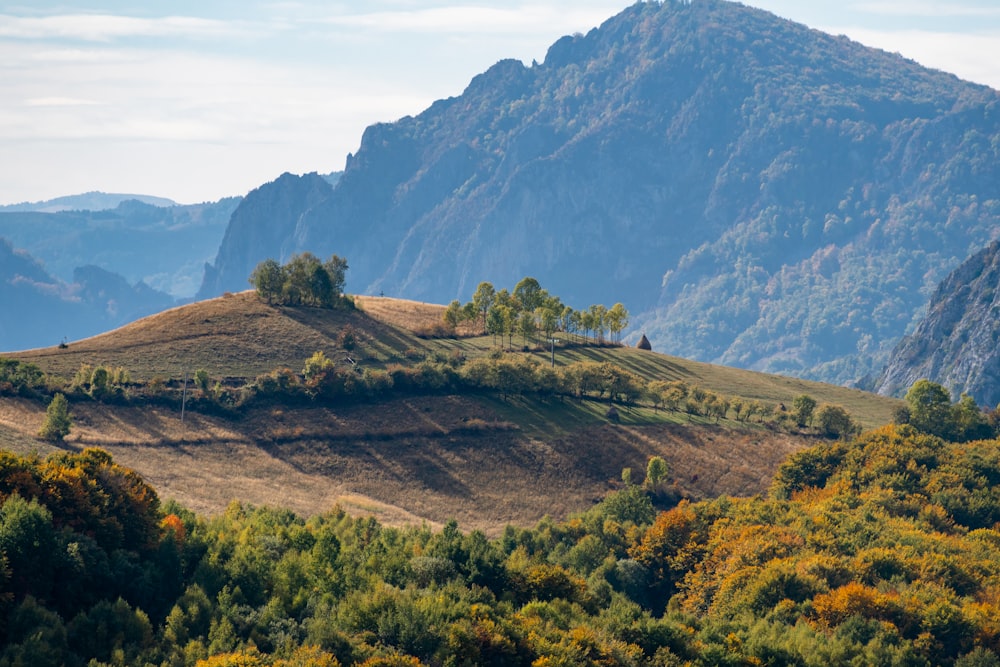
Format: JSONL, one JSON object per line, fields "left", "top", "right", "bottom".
{"left": 0, "top": 197, "right": 239, "bottom": 299}
{"left": 0, "top": 191, "right": 177, "bottom": 213}
{"left": 197, "top": 0, "right": 1000, "bottom": 385}
{"left": 0, "top": 239, "right": 173, "bottom": 352}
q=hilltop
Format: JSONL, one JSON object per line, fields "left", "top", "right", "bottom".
{"left": 3, "top": 292, "right": 901, "bottom": 532}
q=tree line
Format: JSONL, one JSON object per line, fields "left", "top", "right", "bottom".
{"left": 443, "top": 278, "right": 630, "bottom": 346}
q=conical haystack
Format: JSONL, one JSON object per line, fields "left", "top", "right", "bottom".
{"left": 636, "top": 334, "right": 652, "bottom": 351}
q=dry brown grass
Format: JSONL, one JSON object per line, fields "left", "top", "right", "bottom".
{"left": 14, "top": 292, "right": 434, "bottom": 381}
{"left": 354, "top": 296, "right": 447, "bottom": 332}
{"left": 0, "top": 392, "right": 812, "bottom": 535}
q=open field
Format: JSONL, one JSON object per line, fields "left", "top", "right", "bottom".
{"left": 0, "top": 391, "right": 806, "bottom": 534}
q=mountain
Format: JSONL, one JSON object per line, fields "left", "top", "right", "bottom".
{"left": 0, "top": 197, "right": 240, "bottom": 298}
{"left": 197, "top": 0, "right": 1000, "bottom": 386}
{"left": 0, "top": 191, "right": 177, "bottom": 213}
{"left": 0, "top": 239, "right": 174, "bottom": 351}
{"left": 197, "top": 173, "right": 335, "bottom": 299}
{"left": 876, "top": 241, "right": 1000, "bottom": 406}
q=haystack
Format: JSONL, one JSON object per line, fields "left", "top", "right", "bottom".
{"left": 636, "top": 334, "right": 652, "bottom": 351}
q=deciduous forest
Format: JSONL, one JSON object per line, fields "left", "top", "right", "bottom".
{"left": 5, "top": 415, "right": 1000, "bottom": 665}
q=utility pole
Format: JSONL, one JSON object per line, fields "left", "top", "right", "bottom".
{"left": 180, "top": 371, "right": 189, "bottom": 426}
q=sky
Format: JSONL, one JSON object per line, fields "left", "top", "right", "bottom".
{"left": 0, "top": 1, "right": 998, "bottom": 206}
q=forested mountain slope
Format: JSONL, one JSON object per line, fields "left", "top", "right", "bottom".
{"left": 198, "top": 0, "right": 1000, "bottom": 386}
{"left": 877, "top": 241, "right": 1000, "bottom": 406}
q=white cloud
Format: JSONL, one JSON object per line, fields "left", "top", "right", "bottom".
{"left": 825, "top": 26, "right": 1000, "bottom": 88}
{"left": 25, "top": 96, "right": 101, "bottom": 106}
{"left": 318, "top": 4, "right": 619, "bottom": 36}
{"left": 0, "top": 13, "right": 249, "bottom": 42}
{"left": 849, "top": 2, "right": 1000, "bottom": 19}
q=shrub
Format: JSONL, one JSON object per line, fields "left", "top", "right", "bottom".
{"left": 39, "top": 393, "right": 71, "bottom": 441}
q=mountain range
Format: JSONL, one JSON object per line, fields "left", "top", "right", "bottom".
{"left": 0, "top": 238, "right": 175, "bottom": 351}
{"left": 0, "top": 195, "right": 240, "bottom": 351}
{"left": 0, "top": 191, "right": 177, "bottom": 213}
{"left": 193, "top": 0, "right": 1000, "bottom": 388}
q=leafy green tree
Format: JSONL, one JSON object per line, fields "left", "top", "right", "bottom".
{"left": 39, "top": 393, "right": 71, "bottom": 441}
{"left": 514, "top": 276, "right": 545, "bottom": 312}
{"left": 815, "top": 403, "right": 856, "bottom": 438}
{"left": 443, "top": 300, "right": 464, "bottom": 331}
{"left": 645, "top": 456, "right": 669, "bottom": 490}
{"left": 310, "top": 262, "right": 335, "bottom": 307}
{"left": 0, "top": 596, "right": 69, "bottom": 667}
{"left": 303, "top": 351, "right": 336, "bottom": 382}
{"left": 485, "top": 305, "right": 506, "bottom": 346}
{"left": 588, "top": 304, "right": 608, "bottom": 343}
{"left": 0, "top": 494, "right": 58, "bottom": 599}
{"left": 606, "top": 303, "right": 630, "bottom": 343}
{"left": 906, "top": 379, "right": 955, "bottom": 439}
{"left": 249, "top": 259, "right": 284, "bottom": 303}
{"left": 537, "top": 306, "right": 559, "bottom": 340}
{"left": 195, "top": 369, "right": 211, "bottom": 393}
{"left": 792, "top": 394, "right": 817, "bottom": 427}
{"left": 323, "top": 254, "right": 348, "bottom": 297}
{"left": 471, "top": 281, "right": 496, "bottom": 331}
{"left": 954, "top": 393, "right": 992, "bottom": 442}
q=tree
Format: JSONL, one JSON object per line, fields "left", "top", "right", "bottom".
{"left": 0, "top": 494, "right": 58, "bottom": 598}
{"left": 815, "top": 403, "right": 856, "bottom": 438}
{"left": 514, "top": 277, "right": 545, "bottom": 312}
{"left": 303, "top": 351, "right": 336, "bottom": 383}
{"left": 588, "top": 304, "right": 608, "bottom": 343}
{"left": 249, "top": 259, "right": 284, "bottom": 303}
{"left": 443, "top": 300, "right": 464, "bottom": 331}
{"left": 283, "top": 253, "right": 321, "bottom": 305}
{"left": 39, "top": 393, "right": 71, "bottom": 441}
{"left": 252, "top": 254, "right": 348, "bottom": 308}
{"left": 194, "top": 369, "right": 211, "bottom": 393}
{"left": 471, "top": 282, "right": 496, "bottom": 332}
{"left": 645, "top": 456, "right": 669, "bottom": 491}
{"left": 485, "top": 305, "right": 506, "bottom": 347}
{"left": 905, "top": 379, "right": 955, "bottom": 439}
{"left": 517, "top": 310, "right": 537, "bottom": 346}
{"left": 792, "top": 394, "right": 817, "bottom": 427}
{"left": 537, "top": 306, "right": 559, "bottom": 340}
{"left": 309, "top": 262, "right": 335, "bottom": 307}
{"left": 323, "top": 254, "right": 348, "bottom": 297}
{"left": 606, "top": 303, "right": 630, "bottom": 344}
{"left": 954, "top": 393, "right": 991, "bottom": 442}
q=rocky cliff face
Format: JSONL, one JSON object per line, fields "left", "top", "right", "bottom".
{"left": 196, "top": 172, "right": 334, "bottom": 299}
{"left": 197, "top": 0, "right": 1000, "bottom": 385}
{"left": 877, "top": 242, "right": 1000, "bottom": 406}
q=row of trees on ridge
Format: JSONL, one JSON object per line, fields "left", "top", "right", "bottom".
{"left": 443, "top": 278, "right": 630, "bottom": 346}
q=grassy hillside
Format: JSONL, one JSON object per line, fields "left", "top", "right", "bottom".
{"left": 1, "top": 292, "right": 902, "bottom": 532}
